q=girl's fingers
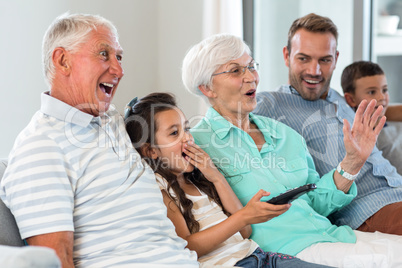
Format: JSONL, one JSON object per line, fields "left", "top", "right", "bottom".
{"left": 250, "top": 189, "right": 267, "bottom": 201}
{"left": 265, "top": 202, "right": 291, "bottom": 211}
{"left": 184, "top": 148, "right": 208, "bottom": 166}
{"left": 185, "top": 148, "right": 202, "bottom": 159}
{"left": 185, "top": 143, "right": 204, "bottom": 155}
{"left": 183, "top": 144, "right": 199, "bottom": 157}
{"left": 184, "top": 143, "right": 209, "bottom": 161}
{"left": 184, "top": 156, "right": 198, "bottom": 169}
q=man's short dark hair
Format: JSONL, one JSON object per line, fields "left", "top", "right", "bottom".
{"left": 287, "top": 13, "right": 338, "bottom": 54}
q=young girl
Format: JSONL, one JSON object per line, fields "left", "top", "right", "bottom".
{"left": 124, "top": 93, "right": 331, "bottom": 268}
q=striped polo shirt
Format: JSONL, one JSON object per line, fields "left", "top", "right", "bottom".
{"left": 0, "top": 92, "right": 198, "bottom": 268}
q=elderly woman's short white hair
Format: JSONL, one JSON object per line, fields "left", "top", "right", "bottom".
{"left": 182, "top": 33, "right": 251, "bottom": 97}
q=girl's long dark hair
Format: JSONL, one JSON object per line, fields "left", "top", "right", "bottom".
{"left": 125, "top": 92, "right": 225, "bottom": 233}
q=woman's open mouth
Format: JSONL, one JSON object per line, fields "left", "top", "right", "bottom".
{"left": 245, "top": 89, "right": 256, "bottom": 96}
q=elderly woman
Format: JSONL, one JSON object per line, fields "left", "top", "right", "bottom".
{"left": 182, "top": 33, "right": 402, "bottom": 267}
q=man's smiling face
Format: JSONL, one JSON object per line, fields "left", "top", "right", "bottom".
{"left": 67, "top": 26, "right": 124, "bottom": 116}
{"left": 284, "top": 29, "right": 338, "bottom": 100}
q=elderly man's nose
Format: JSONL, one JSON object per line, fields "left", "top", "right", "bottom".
{"left": 110, "top": 58, "right": 124, "bottom": 78}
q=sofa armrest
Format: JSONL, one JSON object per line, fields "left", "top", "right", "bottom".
{"left": 0, "top": 158, "right": 24, "bottom": 246}
{"left": 0, "top": 198, "right": 24, "bottom": 246}
{"left": 0, "top": 245, "right": 61, "bottom": 268}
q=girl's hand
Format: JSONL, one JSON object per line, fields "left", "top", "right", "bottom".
{"left": 240, "top": 189, "right": 291, "bottom": 225}
{"left": 183, "top": 141, "right": 222, "bottom": 183}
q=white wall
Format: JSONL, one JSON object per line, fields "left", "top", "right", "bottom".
{"left": 254, "top": 0, "right": 300, "bottom": 94}
{"left": 0, "top": 0, "right": 203, "bottom": 158}
{"left": 157, "top": 0, "right": 204, "bottom": 123}
{"left": 255, "top": 0, "right": 354, "bottom": 94}
{"left": 299, "top": 0, "right": 354, "bottom": 92}
{"left": 0, "top": 0, "right": 359, "bottom": 158}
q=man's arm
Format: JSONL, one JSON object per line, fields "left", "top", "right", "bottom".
{"left": 385, "top": 104, "right": 402, "bottom": 121}
{"left": 26, "top": 231, "right": 74, "bottom": 268}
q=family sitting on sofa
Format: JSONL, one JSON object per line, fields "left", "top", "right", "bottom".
{"left": 1, "top": 12, "right": 402, "bottom": 268}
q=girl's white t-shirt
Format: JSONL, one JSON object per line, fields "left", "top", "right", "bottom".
{"left": 155, "top": 174, "right": 258, "bottom": 267}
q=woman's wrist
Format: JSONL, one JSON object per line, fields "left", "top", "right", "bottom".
{"left": 336, "top": 163, "right": 360, "bottom": 181}
{"left": 338, "top": 157, "right": 363, "bottom": 177}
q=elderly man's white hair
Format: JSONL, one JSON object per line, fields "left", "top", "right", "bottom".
{"left": 42, "top": 12, "right": 119, "bottom": 88}
{"left": 181, "top": 33, "right": 251, "bottom": 98}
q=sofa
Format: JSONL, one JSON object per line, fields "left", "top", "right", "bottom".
{"left": 0, "top": 159, "right": 23, "bottom": 247}
{"left": 0, "top": 159, "right": 61, "bottom": 268}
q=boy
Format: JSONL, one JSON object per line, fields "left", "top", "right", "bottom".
{"left": 341, "top": 60, "right": 402, "bottom": 175}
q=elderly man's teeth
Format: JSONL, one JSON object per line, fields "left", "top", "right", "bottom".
{"left": 101, "top": 82, "right": 114, "bottom": 87}
{"left": 305, "top": 79, "right": 320, "bottom": 84}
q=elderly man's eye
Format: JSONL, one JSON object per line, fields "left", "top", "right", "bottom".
{"left": 100, "top": 51, "right": 108, "bottom": 57}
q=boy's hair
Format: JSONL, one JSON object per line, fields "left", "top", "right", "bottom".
{"left": 287, "top": 13, "right": 338, "bottom": 54}
{"left": 341, "top": 61, "right": 384, "bottom": 94}
{"left": 125, "top": 92, "right": 225, "bottom": 234}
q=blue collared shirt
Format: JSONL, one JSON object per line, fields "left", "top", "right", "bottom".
{"left": 191, "top": 107, "right": 357, "bottom": 255}
{"left": 254, "top": 85, "right": 402, "bottom": 229}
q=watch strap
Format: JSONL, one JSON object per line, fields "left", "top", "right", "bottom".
{"left": 336, "top": 163, "right": 359, "bottom": 181}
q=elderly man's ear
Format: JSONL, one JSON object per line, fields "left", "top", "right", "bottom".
{"left": 52, "top": 47, "right": 71, "bottom": 74}
{"left": 198, "top": 85, "right": 217, "bottom": 98}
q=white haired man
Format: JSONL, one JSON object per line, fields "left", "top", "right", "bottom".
{"left": 0, "top": 13, "right": 198, "bottom": 268}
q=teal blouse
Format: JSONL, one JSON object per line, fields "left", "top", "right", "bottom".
{"left": 191, "top": 107, "right": 357, "bottom": 255}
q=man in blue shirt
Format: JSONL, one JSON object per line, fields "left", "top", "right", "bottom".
{"left": 254, "top": 13, "right": 402, "bottom": 235}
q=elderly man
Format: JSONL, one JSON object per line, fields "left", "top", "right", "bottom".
{"left": 254, "top": 13, "right": 402, "bottom": 236}
{"left": 0, "top": 13, "right": 198, "bottom": 268}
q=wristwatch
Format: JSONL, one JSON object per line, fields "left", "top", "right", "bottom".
{"left": 336, "top": 163, "right": 359, "bottom": 181}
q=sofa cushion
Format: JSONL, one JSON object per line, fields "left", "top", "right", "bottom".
{"left": 0, "top": 159, "right": 24, "bottom": 246}
{"left": 0, "top": 245, "right": 61, "bottom": 268}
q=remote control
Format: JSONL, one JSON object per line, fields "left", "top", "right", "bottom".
{"left": 266, "top": 184, "right": 317, "bottom": 205}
